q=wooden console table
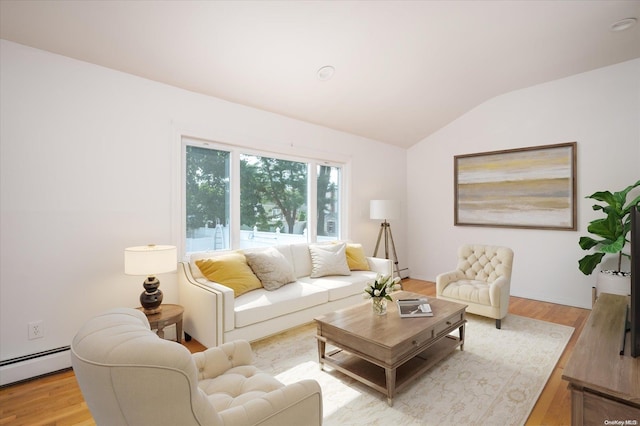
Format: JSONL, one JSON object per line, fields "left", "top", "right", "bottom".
{"left": 563, "top": 293, "right": 640, "bottom": 425}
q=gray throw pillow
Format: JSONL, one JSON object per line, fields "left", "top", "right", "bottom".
{"left": 245, "top": 247, "right": 296, "bottom": 291}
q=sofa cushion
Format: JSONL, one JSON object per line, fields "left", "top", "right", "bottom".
{"left": 233, "top": 282, "right": 328, "bottom": 328}
{"left": 244, "top": 247, "right": 296, "bottom": 291}
{"left": 308, "top": 243, "right": 351, "bottom": 278}
{"left": 441, "top": 279, "right": 491, "bottom": 306}
{"left": 289, "top": 243, "right": 313, "bottom": 278}
{"left": 345, "top": 243, "right": 370, "bottom": 271}
{"left": 196, "top": 253, "right": 262, "bottom": 297}
{"left": 300, "top": 270, "right": 377, "bottom": 301}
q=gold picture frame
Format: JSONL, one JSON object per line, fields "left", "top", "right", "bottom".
{"left": 454, "top": 142, "right": 577, "bottom": 230}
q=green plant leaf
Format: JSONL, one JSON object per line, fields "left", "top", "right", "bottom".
{"left": 578, "top": 236, "right": 599, "bottom": 250}
{"left": 578, "top": 252, "right": 605, "bottom": 275}
{"left": 586, "top": 216, "right": 621, "bottom": 241}
{"left": 623, "top": 194, "right": 640, "bottom": 214}
{"left": 587, "top": 190, "right": 617, "bottom": 207}
{"left": 599, "top": 235, "right": 625, "bottom": 254}
{"left": 619, "top": 180, "right": 640, "bottom": 197}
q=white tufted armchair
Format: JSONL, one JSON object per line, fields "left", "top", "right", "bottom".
{"left": 436, "top": 245, "right": 514, "bottom": 329}
{"left": 71, "top": 308, "right": 322, "bottom": 426}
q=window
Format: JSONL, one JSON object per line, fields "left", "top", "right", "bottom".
{"left": 182, "top": 139, "right": 344, "bottom": 255}
{"left": 185, "top": 145, "right": 230, "bottom": 252}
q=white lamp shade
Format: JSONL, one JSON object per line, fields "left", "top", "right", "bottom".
{"left": 370, "top": 200, "right": 400, "bottom": 220}
{"left": 124, "top": 245, "right": 177, "bottom": 276}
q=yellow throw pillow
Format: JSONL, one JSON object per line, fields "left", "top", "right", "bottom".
{"left": 345, "top": 243, "right": 370, "bottom": 271}
{"left": 196, "top": 253, "right": 262, "bottom": 297}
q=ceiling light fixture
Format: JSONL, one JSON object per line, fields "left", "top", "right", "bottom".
{"left": 317, "top": 65, "right": 335, "bottom": 81}
{"left": 610, "top": 17, "right": 637, "bottom": 32}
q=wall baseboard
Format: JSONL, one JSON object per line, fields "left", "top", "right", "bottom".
{"left": 0, "top": 348, "right": 71, "bottom": 387}
{"left": 399, "top": 268, "right": 411, "bottom": 279}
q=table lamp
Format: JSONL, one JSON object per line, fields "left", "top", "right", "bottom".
{"left": 370, "top": 200, "right": 400, "bottom": 277}
{"left": 124, "top": 244, "right": 177, "bottom": 314}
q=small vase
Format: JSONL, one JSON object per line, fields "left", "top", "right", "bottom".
{"left": 372, "top": 297, "right": 388, "bottom": 315}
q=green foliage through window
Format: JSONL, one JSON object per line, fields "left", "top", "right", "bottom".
{"left": 184, "top": 141, "right": 343, "bottom": 253}
{"left": 241, "top": 154, "right": 308, "bottom": 234}
{"left": 185, "top": 146, "right": 229, "bottom": 236}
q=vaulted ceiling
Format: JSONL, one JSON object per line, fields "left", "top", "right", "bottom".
{"left": 1, "top": 1, "right": 639, "bottom": 148}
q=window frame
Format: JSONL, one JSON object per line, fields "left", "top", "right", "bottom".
{"left": 179, "top": 136, "right": 348, "bottom": 258}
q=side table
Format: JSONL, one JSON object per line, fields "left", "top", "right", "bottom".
{"left": 137, "top": 304, "right": 184, "bottom": 343}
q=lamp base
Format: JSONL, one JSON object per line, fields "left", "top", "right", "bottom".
{"left": 140, "top": 276, "right": 163, "bottom": 315}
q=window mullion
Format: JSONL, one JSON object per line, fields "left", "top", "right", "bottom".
{"left": 230, "top": 149, "right": 241, "bottom": 249}
{"left": 307, "top": 162, "right": 317, "bottom": 243}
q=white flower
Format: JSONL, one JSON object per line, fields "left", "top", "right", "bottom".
{"left": 364, "top": 273, "right": 400, "bottom": 299}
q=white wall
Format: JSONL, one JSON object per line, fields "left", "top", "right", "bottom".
{"left": 407, "top": 59, "right": 640, "bottom": 309}
{"left": 0, "top": 40, "right": 407, "bottom": 371}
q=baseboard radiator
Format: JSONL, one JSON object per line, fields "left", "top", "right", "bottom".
{"left": 0, "top": 346, "right": 71, "bottom": 386}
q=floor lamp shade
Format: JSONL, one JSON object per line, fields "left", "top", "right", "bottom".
{"left": 125, "top": 245, "right": 177, "bottom": 314}
{"left": 370, "top": 200, "right": 400, "bottom": 221}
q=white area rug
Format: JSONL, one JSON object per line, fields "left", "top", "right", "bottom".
{"left": 251, "top": 314, "right": 573, "bottom": 426}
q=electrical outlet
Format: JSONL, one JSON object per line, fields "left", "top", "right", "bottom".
{"left": 28, "top": 321, "right": 44, "bottom": 340}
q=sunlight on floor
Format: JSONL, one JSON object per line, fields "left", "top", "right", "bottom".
{"left": 274, "top": 360, "right": 364, "bottom": 417}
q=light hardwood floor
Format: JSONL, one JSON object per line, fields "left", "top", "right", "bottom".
{"left": 0, "top": 279, "right": 590, "bottom": 426}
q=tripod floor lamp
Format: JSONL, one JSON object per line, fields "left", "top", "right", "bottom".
{"left": 370, "top": 199, "right": 400, "bottom": 278}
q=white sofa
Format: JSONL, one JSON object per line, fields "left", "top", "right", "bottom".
{"left": 178, "top": 242, "right": 392, "bottom": 348}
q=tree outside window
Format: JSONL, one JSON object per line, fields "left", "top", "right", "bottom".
{"left": 241, "top": 154, "right": 307, "bottom": 235}
{"left": 184, "top": 142, "right": 342, "bottom": 253}
{"left": 317, "top": 164, "right": 340, "bottom": 238}
{"left": 185, "top": 146, "right": 230, "bottom": 251}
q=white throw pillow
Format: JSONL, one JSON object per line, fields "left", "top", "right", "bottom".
{"left": 245, "top": 247, "right": 296, "bottom": 291}
{"left": 309, "top": 243, "right": 351, "bottom": 278}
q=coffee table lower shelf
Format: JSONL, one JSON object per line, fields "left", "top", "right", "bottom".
{"left": 319, "top": 334, "right": 462, "bottom": 405}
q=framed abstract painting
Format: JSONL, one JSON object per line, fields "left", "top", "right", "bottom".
{"left": 454, "top": 142, "right": 577, "bottom": 230}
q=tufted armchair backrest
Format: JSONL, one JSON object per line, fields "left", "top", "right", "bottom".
{"left": 456, "top": 244, "right": 514, "bottom": 283}
{"left": 71, "top": 308, "right": 221, "bottom": 426}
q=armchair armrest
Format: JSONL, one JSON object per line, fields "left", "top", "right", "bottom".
{"left": 219, "top": 379, "right": 323, "bottom": 426}
{"left": 488, "top": 276, "right": 511, "bottom": 308}
{"left": 435, "top": 270, "right": 465, "bottom": 296}
{"left": 192, "top": 340, "right": 254, "bottom": 380}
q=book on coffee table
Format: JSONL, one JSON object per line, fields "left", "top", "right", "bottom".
{"left": 397, "top": 299, "right": 433, "bottom": 317}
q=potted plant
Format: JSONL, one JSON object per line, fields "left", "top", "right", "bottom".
{"left": 363, "top": 274, "right": 401, "bottom": 315}
{"left": 578, "top": 180, "right": 640, "bottom": 296}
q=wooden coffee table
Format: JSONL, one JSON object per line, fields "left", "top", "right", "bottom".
{"left": 315, "top": 291, "right": 466, "bottom": 406}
